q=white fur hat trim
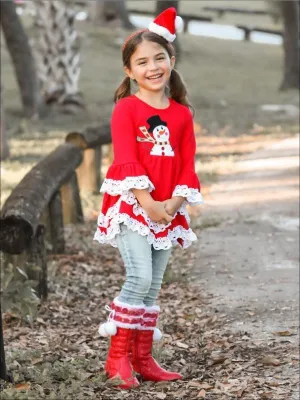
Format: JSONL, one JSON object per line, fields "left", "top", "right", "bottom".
{"left": 175, "top": 16, "right": 183, "bottom": 32}
{"left": 148, "top": 22, "right": 176, "bottom": 42}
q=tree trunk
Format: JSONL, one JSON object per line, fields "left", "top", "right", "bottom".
{"left": 89, "top": 0, "right": 105, "bottom": 23}
{"left": 0, "top": 305, "right": 13, "bottom": 383}
{"left": 279, "top": 0, "right": 299, "bottom": 90}
{"left": 156, "top": 0, "right": 179, "bottom": 15}
{"left": 115, "top": 0, "right": 135, "bottom": 30}
{"left": 0, "top": 84, "right": 9, "bottom": 161}
{"left": 155, "top": 1, "right": 181, "bottom": 60}
{"left": 0, "top": 306, "right": 7, "bottom": 382}
{"left": 34, "top": 0, "right": 84, "bottom": 111}
{"left": 0, "top": 1, "right": 40, "bottom": 118}
{"left": 91, "top": 0, "right": 134, "bottom": 30}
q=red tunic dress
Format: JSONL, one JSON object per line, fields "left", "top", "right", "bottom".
{"left": 94, "top": 95, "right": 203, "bottom": 250}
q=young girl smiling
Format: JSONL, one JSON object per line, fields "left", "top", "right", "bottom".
{"left": 94, "top": 7, "right": 203, "bottom": 389}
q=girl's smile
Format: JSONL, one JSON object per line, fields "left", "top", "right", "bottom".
{"left": 125, "top": 40, "right": 175, "bottom": 93}
{"left": 147, "top": 73, "right": 164, "bottom": 80}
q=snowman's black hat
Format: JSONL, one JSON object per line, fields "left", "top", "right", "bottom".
{"left": 147, "top": 115, "right": 167, "bottom": 133}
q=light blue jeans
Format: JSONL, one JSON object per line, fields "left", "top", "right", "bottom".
{"left": 115, "top": 224, "right": 172, "bottom": 306}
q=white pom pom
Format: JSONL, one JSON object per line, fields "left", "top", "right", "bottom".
{"left": 175, "top": 16, "right": 183, "bottom": 33}
{"left": 99, "top": 324, "right": 108, "bottom": 337}
{"left": 153, "top": 327, "right": 163, "bottom": 341}
{"left": 99, "top": 322, "right": 117, "bottom": 337}
{"left": 104, "top": 322, "right": 117, "bottom": 336}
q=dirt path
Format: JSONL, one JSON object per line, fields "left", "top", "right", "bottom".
{"left": 192, "top": 135, "right": 299, "bottom": 397}
{"left": 2, "top": 136, "right": 299, "bottom": 400}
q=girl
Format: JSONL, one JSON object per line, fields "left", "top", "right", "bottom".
{"left": 94, "top": 7, "right": 203, "bottom": 389}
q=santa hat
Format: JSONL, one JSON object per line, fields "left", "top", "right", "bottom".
{"left": 148, "top": 7, "right": 183, "bottom": 43}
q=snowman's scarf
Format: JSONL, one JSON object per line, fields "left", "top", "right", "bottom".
{"left": 137, "top": 126, "right": 155, "bottom": 143}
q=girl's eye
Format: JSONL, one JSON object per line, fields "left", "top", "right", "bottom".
{"left": 138, "top": 61, "right": 146, "bottom": 65}
{"left": 157, "top": 57, "right": 165, "bottom": 61}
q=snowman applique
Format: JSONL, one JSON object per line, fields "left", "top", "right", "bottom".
{"left": 137, "top": 115, "right": 174, "bottom": 157}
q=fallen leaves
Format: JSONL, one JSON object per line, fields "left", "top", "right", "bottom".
{"left": 273, "top": 330, "right": 297, "bottom": 337}
{"left": 174, "top": 341, "right": 189, "bottom": 349}
{"left": 261, "top": 355, "right": 281, "bottom": 366}
{"left": 210, "top": 351, "right": 227, "bottom": 365}
{"left": 15, "top": 383, "right": 30, "bottom": 390}
{"left": 31, "top": 357, "right": 43, "bottom": 365}
{"left": 156, "top": 393, "right": 167, "bottom": 400}
{"left": 261, "top": 391, "right": 273, "bottom": 399}
{"left": 188, "top": 381, "right": 213, "bottom": 389}
{"left": 1, "top": 221, "right": 299, "bottom": 400}
{"left": 197, "top": 388, "right": 206, "bottom": 398}
{"left": 216, "top": 379, "right": 248, "bottom": 397}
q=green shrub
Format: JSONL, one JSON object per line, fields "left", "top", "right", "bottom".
{"left": 1, "top": 254, "right": 40, "bottom": 325}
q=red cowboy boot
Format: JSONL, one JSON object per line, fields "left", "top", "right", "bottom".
{"left": 132, "top": 305, "right": 182, "bottom": 382}
{"left": 99, "top": 298, "right": 145, "bottom": 389}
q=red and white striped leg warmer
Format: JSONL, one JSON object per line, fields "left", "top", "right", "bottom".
{"left": 99, "top": 297, "right": 145, "bottom": 337}
{"left": 140, "top": 304, "right": 163, "bottom": 341}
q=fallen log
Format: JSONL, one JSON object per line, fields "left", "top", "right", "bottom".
{"left": 0, "top": 143, "right": 82, "bottom": 254}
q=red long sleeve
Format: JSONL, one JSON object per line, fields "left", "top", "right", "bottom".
{"left": 172, "top": 110, "right": 203, "bottom": 205}
{"left": 101, "top": 100, "right": 155, "bottom": 196}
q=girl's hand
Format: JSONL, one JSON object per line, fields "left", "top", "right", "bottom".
{"left": 145, "top": 201, "right": 173, "bottom": 224}
{"left": 163, "top": 197, "right": 185, "bottom": 216}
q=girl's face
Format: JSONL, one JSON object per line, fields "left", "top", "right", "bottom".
{"left": 125, "top": 40, "right": 175, "bottom": 94}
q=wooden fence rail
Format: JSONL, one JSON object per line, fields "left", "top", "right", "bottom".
{"left": 202, "top": 6, "right": 269, "bottom": 17}
{"left": 0, "top": 123, "right": 112, "bottom": 382}
{"left": 128, "top": 8, "right": 212, "bottom": 33}
{"left": 127, "top": 8, "right": 282, "bottom": 40}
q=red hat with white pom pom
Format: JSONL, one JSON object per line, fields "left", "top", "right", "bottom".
{"left": 148, "top": 7, "right": 183, "bottom": 42}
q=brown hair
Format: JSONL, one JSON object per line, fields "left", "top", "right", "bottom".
{"left": 114, "top": 30, "right": 192, "bottom": 111}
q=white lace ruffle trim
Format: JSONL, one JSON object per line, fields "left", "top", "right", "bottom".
{"left": 100, "top": 175, "right": 155, "bottom": 196}
{"left": 172, "top": 185, "right": 204, "bottom": 205}
{"left": 94, "top": 191, "right": 197, "bottom": 250}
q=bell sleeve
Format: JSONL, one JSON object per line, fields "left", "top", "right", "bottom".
{"left": 172, "top": 110, "right": 203, "bottom": 205}
{"left": 100, "top": 100, "right": 155, "bottom": 196}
